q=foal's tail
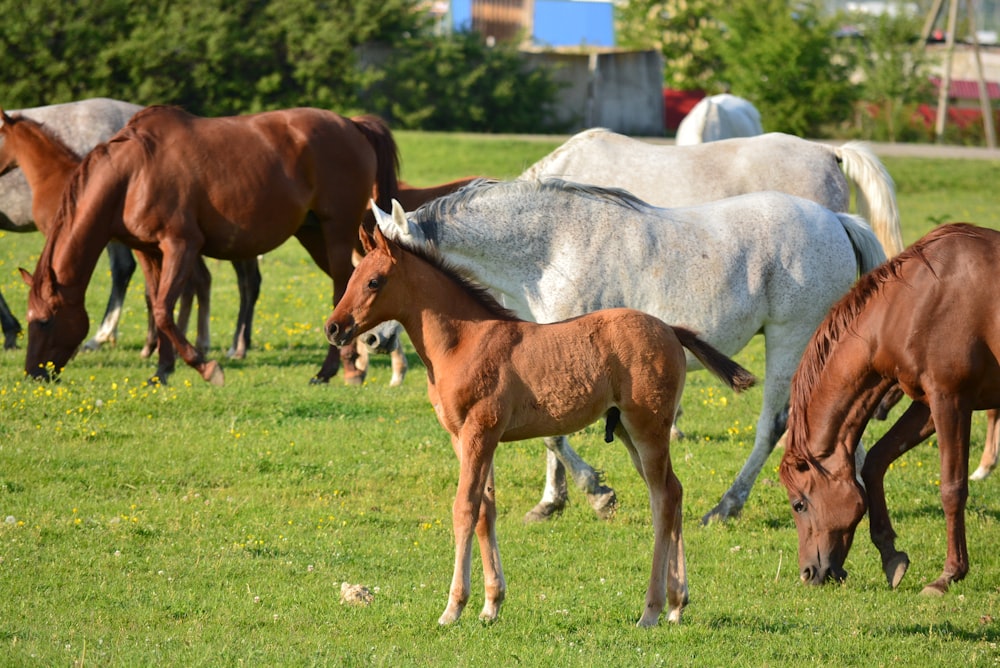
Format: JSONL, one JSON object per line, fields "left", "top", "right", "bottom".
{"left": 834, "top": 142, "right": 904, "bottom": 257}
{"left": 673, "top": 327, "right": 757, "bottom": 393}
{"left": 351, "top": 114, "right": 400, "bottom": 212}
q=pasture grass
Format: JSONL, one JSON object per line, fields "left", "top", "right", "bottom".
{"left": 0, "top": 136, "right": 999, "bottom": 665}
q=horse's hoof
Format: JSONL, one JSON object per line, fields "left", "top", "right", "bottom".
{"left": 970, "top": 466, "right": 992, "bottom": 481}
{"left": 587, "top": 488, "right": 618, "bottom": 520}
{"left": 670, "top": 425, "right": 685, "bottom": 440}
{"left": 701, "top": 497, "right": 742, "bottom": 525}
{"left": 344, "top": 373, "right": 365, "bottom": 387}
{"left": 920, "top": 581, "right": 948, "bottom": 596}
{"left": 523, "top": 501, "right": 564, "bottom": 523}
{"left": 202, "top": 361, "right": 225, "bottom": 386}
{"left": 884, "top": 552, "right": 909, "bottom": 589}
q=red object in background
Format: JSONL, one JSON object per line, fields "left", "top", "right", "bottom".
{"left": 663, "top": 89, "right": 705, "bottom": 132}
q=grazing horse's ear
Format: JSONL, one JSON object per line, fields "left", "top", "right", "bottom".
{"left": 19, "top": 267, "right": 32, "bottom": 288}
{"left": 371, "top": 199, "right": 397, "bottom": 239}
{"left": 389, "top": 199, "right": 407, "bottom": 236}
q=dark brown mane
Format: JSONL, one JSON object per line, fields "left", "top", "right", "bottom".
{"left": 386, "top": 233, "right": 520, "bottom": 322}
{"left": 784, "top": 223, "right": 985, "bottom": 467}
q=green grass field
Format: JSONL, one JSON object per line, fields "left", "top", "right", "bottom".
{"left": 0, "top": 134, "right": 998, "bottom": 666}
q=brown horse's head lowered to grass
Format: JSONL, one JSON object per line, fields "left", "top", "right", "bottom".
{"left": 21, "top": 105, "right": 399, "bottom": 386}
{"left": 326, "top": 223, "right": 756, "bottom": 627}
{"left": 780, "top": 223, "right": 1000, "bottom": 596}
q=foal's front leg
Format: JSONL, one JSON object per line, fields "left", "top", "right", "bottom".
{"left": 440, "top": 429, "right": 504, "bottom": 625}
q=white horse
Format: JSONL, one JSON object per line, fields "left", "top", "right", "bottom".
{"left": 520, "top": 129, "right": 903, "bottom": 257}
{"left": 517, "top": 130, "right": 902, "bottom": 522}
{"left": 374, "top": 179, "right": 886, "bottom": 524}
{"left": 0, "top": 97, "right": 143, "bottom": 350}
{"left": 675, "top": 94, "right": 763, "bottom": 145}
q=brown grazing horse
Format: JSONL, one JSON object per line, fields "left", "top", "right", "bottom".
{"left": 779, "top": 223, "right": 1000, "bottom": 595}
{"left": 0, "top": 109, "right": 213, "bottom": 356}
{"left": 21, "top": 105, "right": 398, "bottom": 385}
{"left": 326, "top": 226, "right": 757, "bottom": 627}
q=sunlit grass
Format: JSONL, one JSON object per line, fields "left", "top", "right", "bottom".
{"left": 0, "top": 144, "right": 998, "bottom": 665}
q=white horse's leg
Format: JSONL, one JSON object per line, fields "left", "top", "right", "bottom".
{"left": 524, "top": 437, "right": 617, "bottom": 522}
{"left": 83, "top": 241, "right": 136, "bottom": 351}
{"left": 702, "top": 369, "right": 789, "bottom": 524}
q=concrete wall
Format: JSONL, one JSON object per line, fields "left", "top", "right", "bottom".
{"left": 521, "top": 48, "right": 665, "bottom": 136}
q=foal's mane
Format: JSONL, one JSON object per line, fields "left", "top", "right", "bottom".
{"left": 411, "top": 176, "right": 649, "bottom": 241}
{"left": 784, "top": 224, "right": 984, "bottom": 467}
{"left": 4, "top": 114, "right": 81, "bottom": 163}
{"left": 386, "top": 234, "right": 520, "bottom": 322}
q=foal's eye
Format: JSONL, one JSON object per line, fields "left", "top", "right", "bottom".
{"left": 367, "top": 277, "right": 381, "bottom": 291}
{"left": 792, "top": 499, "right": 807, "bottom": 513}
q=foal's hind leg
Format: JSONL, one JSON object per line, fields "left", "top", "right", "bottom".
{"left": 616, "top": 425, "right": 686, "bottom": 627}
{"left": 524, "top": 438, "right": 617, "bottom": 522}
{"left": 971, "top": 409, "right": 1000, "bottom": 480}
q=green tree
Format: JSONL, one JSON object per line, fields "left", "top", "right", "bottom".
{"left": 713, "top": 0, "right": 858, "bottom": 136}
{"left": 846, "top": 10, "right": 935, "bottom": 141}
{"left": 369, "top": 30, "right": 565, "bottom": 133}
{"left": 616, "top": 0, "right": 726, "bottom": 91}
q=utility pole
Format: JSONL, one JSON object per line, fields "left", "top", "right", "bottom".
{"left": 922, "top": 0, "right": 996, "bottom": 147}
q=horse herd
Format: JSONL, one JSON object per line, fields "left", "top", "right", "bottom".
{"left": 1, "top": 97, "right": 997, "bottom": 627}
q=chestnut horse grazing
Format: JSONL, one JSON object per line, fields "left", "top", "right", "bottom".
{"left": 0, "top": 98, "right": 142, "bottom": 350}
{"left": 326, "top": 226, "right": 757, "bottom": 627}
{"left": 779, "top": 223, "right": 1000, "bottom": 595}
{"left": 0, "top": 109, "right": 213, "bottom": 355}
{"left": 21, "top": 105, "right": 398, "bottom": 385}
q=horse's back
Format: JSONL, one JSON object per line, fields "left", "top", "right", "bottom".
{"left": 0, "top": 98, "right": 142, "bottom": 231}
{"left": 676, "top": 94, "right": 763, "bottom": 145}
{"left": 523, "top": 131, "right": 848, "bottom": 212}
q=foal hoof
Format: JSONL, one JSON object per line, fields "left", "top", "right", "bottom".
{"left": 523, "top": 501, "right": 565, "bottom": 523}
{"left": 884, "top": 552, "right": 909, "bottom": 589}
{"left": 201, "top": 360, "right": 225, "bottom": 386}
{"left": 344, "top": 371, "right": 365, "bottom": 387}
{"left": 920, "top": 580, "right": 948, "bottom": 596}
{"left": 587, "top": 487, "right": 618, "bottom": 520}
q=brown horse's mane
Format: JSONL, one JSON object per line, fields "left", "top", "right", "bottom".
{"left": 382, "top": 232, "right": 520, "bottom": 322}
{"left": 783, "top": 223, "right": 985, "bottom": 469}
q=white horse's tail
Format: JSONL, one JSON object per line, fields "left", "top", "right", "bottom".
{"left": 837, "top": 213, "right": 888, "bottom": 276}
{"left": 834, "top": 142, "right": 904, "bottom": 257}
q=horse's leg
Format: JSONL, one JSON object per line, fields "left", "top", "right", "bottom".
{"left": 615, "top": 423, "right": 686, "bottom": 627}
{"left": 440, "top": 427, "right": 501, "bottom": 625}
{"left": 702, "top": 379, "right": 788, "bottom": 524}
{"left": 922, "top": 397, "right": 972, "bottom": 596}
{"left": 524, "top": 437, "right": 617, "bottom": 522}
{"left": 354, "top": 341, "right": 370, "bottom": 376}
{"left": 228, "top": 258, "right": 261, "bottom": 359}
{"left": 148, "top": 240, "right": 223, "bottom": 386}
{"left": 0, "top": 289, "right": 22, "bottom": 349}
{"left": 83, "top": 241, "right": 136, "bottom": 351}
{"left": 861, "top": 401, "right": 934, "bottom": 589}
{"left": 971, "top": 408, "right": 999, "bottom": 480}
{"left": 133, "top": 252, "right": 174, "bottom": 381}
{"left": 192, "top": 257, "right": 211, "bottom": 354}
{"left": 389, "top": 336, "right": 408, "bottom": 387}
{"left": 294, "top": 225, "right": 362, "bottom": 385}
{"left": 476, "top": 462, "right": 506, "bottom": 622}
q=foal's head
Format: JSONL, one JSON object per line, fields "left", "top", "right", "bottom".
{"left": 20, "top": 264, "right": 90, "bottom": 381}
{"left": 325, "top": 225, "right": 402, "bottom": 347}
{"left": 0, "top": 109, "right": 22, "bottom": 176}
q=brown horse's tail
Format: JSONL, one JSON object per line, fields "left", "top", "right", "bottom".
{"left": 673, "top": 326, "right": 757, "bottom": 393}
{"left": 350, "top": 114, "right": 400, "bottom": 214}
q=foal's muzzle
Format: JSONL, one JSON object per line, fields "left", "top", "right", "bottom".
{"left": 325, "top": 319, "right": 355, "bottom": 347}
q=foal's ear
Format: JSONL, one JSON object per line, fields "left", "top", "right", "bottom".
{"left": 359, "top": 226, "right": 377, "bottom": 254}
{"left": 19, "top": 267, "right": 33, "bottom": 288}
